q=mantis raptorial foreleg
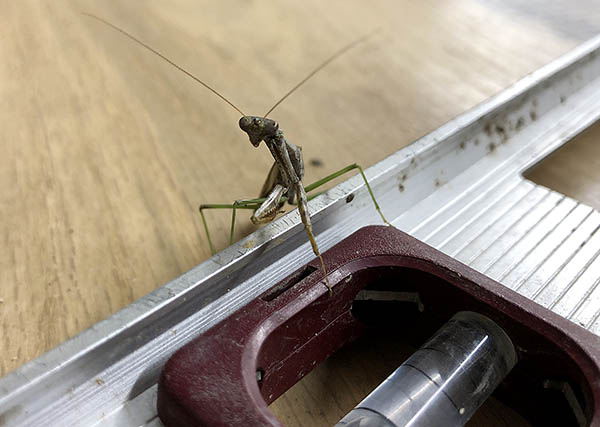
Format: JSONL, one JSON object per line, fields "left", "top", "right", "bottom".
{"left": 199, "top": 162, "right": 390, "bottom": 255}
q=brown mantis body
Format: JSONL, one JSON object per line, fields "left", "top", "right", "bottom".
{"left": 85, "top": 13, "right": 391, "bottom": 292}
{"left": 238, "top": 114, "right": 330, "bottom": 288}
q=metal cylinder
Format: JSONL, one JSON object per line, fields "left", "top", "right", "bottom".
{"left": 336, "top": 311, "right": 517, "bottom": 427}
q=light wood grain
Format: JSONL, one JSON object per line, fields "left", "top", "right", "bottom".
{"left": 2, "top": 0, "right": 600, "bottom": 424}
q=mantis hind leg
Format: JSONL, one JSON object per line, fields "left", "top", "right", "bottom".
{"left": 304, "top": 163, "right": 391, "bottom": 225}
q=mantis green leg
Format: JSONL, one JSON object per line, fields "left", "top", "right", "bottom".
{"left": 304, "top": 163, "right": 391, "bottom": 226}
{"left": 199, "top": 162, "right": 390, "bottom": 254}
{"left": 199, "top": 198, "right": 265, "bottom": 255}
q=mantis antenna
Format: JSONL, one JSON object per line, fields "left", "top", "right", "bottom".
{"left": 84, "top": 12, "right": 376, "bottom": 121}
{"left": 263, "top": 29, "right": 379, "bottom": 118}
{"left": 83, "top": 12, "right": 246, "bottom": 117}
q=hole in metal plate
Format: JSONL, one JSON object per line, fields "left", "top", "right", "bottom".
{"left": 524, "top": 121, "right": 600, "bottom": 210}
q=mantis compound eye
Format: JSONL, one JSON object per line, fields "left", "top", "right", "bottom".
{"left": 238, "top": 116, "right": 250, "bottom": 129}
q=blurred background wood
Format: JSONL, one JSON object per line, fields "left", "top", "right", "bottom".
{"left": 2, "top": 0, "right": 600, "bottom": 424}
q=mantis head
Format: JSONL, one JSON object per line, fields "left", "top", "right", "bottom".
{"left": 239, "top": 116, "right": 279, "bottom": 147}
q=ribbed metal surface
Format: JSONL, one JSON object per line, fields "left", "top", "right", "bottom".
{"left": 413, "top": 176, "right": 600, "bottom": 333}
{"left": 398, "top": 124, "right": 600, "bottom": 336}
{"left": 391, "top": 56, "right": 600, "bottom": 337}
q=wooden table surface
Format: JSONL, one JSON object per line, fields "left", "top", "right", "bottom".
{"left": 2, "top": 0, "right": 600, "bottom": 424}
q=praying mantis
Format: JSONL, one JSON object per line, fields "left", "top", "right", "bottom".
{"left": 85, "top": 13, "right": 391, "bottom": 292}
